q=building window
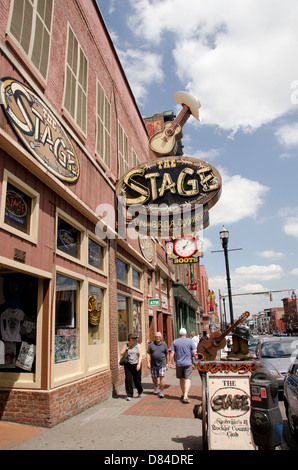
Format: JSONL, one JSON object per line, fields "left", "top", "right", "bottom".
{"left": 0, "top": 171, "right": 39, "bottom": 244}
{"left": 132, "top": 268, "right": 140, "bottom": 289}
{"left": 63, "top": 25, "right": 88, "bottom": 134}
{"left": 4, "top": 182, "right": 32, "bottom": 235}
{"left": 117, "top": 121, "right": 128, "bottom": 178}
{"left": 88, "top": 238, "right": 103, "bottom": 271}
{"left": 57, "top": 217, "right": 81, "bottom": 259}
{"left": 132, "top": 149, "right": 139, "bottom": 168}
{"left": 117, "top": 258, "right": 128, "bottom": 283}
{"left": 0, "top": 273, "right": 38, "bottom": 373}
{"left": 9, "top": 0, "right": 53, "bottom": 79}
{"left": 55, "top": 274, "right": 80, "bottom": 363}
{"left": 88, "top": 284, "right": 103, "bottom": 345}
{"left": 96, "top": 81, "right": 111, "bottom": 168}
{"left": 118, "top": 294, "right": 128, "bottom": 341}
{"left": 132, "top": 299, "right": 142, "bottom": 342}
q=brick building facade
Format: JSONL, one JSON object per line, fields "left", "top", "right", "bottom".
{"left": 0, "top": 0, "right": 177, "bottom": 427}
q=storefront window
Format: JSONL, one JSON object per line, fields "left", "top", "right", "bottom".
{"left": 0, "top": 273, "right": 38, "bottom": 372}
{"left": 55, "top": 274, "right": 80, "bottom": 363}
{"left": 117, "top": 258, "right": 128, "bottom": 283}
{"left": 118, "top": 294, "right": 128, "bottom": 341}
{"left": 4, "top": 182, "right": 32, "bottom": 235}
{"left": 88, "top": 284, "right": 103, "bottom": 344}
{"left": 132, "top": 268, "right": 140, "bottom": 289}
{"left": 88, "top": 238, "right": 103, "bottom": 270}
{"left": 132, "top": 300, "right": 142, "bottom": 343}
{"left": 57, "top": 217, "right": 81, "bottom": 259}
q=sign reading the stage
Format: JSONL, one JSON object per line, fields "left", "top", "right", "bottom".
{"left": 116, "top": 156, "right": 221, "bottom": 237}
{"left": 0, "top": 77, "right": 80, "bottom": 183}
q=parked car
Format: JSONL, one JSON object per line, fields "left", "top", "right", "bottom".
{"left": 255, "top": 336, "right": 298, "bottom": 393}
{"left": 284, "top": 356, "right": 298, "bottom": 440}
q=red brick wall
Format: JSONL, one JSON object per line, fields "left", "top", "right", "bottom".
{"left": 0, "top": 370, "right": 112, "bottom": 427}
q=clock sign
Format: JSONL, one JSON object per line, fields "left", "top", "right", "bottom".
{"left": 173, "top": 235, "right": 197, "bottom": 258}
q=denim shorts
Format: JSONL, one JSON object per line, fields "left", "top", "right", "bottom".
{"left": 176, "top": 365, "right": 193, "bottom": 379}
{"left": 151, "top": 366, "right": 166, "bottom": 378}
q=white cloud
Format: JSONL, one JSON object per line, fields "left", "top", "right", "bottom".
{"left": 256, "top": 250, "right": 285, "bottom": 259}
{"left": 209, "top": 168, "right": 269, "bottom": 225}
{"left": 233, "top": 264, "right": 284, "bottom": 281}
{"left": 117, "top": 48, "right": 164, "bottom": 103}
{"left": 289, "top": 268, "right": 298, "bottom": 276}
{"left": 127, "top": 0, "right": 298, "bottom": 133}
{"left": 275, "top": 123, "right": 298, "bottom": 148}
{"left": 279, "top": 207, "right": 298, "bottom": 239}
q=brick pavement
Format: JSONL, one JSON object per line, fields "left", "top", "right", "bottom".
{"left": 124, "top": 384, "right": 202, "bottom": 419}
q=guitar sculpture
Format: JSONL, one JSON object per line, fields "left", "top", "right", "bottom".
{"left": 149, "top": 91, "right": 201, "bottom": 156}
{"left": 197, "top": 311, "right": 250, "bottom": 361}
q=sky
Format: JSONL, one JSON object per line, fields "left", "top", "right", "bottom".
{"left": 96, "top": 0, "right": 298, "bottom": 324}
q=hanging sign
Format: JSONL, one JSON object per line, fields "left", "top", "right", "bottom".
{"left": 116, "top": 156, "right": 221, "bottom": 236}
{"left": 0, "top": 77, "right": 80, "bottom": 183}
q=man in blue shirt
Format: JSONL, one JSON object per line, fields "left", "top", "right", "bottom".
{"left": 169, "top": 328, "right": 197, "bottom": 403}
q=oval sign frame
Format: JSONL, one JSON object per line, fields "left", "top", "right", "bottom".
{"left": 116, "top": 155, "right": 221, "bottom": 236}
{"left": 0, "top": 77, "right": 80, "bottom": 183}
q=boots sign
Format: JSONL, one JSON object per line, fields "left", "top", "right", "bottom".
{"left": 0, "top": 77, "right": 80, "bottom": 183}
{"left": 116, "top": 156, "right": 221, "bottom": 237}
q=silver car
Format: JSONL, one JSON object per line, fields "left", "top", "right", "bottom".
{"left": 255, "top": 336, "right": 298, "bottom": 392}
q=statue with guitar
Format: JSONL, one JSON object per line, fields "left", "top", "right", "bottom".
{"left": 197, "top": 311, "right": 251, "bottom": 361}
{"left": 148, "top": 91, "right": 201, "bottom": 156}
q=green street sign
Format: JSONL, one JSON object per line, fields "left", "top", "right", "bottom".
{"left": 149, "top": 298, "right": 160, "bottom": 306}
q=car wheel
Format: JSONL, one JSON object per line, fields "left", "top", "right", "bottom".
{"left": 287, "top": 407, "right": 298, "bottom": 441}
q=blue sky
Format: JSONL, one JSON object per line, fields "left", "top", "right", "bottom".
{"left": 97, "top": 0, "right": 298, "bottom": 322}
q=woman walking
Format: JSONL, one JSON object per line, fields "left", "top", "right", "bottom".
{"left": 120, "top": 333, "right": 143, "bottom": 401}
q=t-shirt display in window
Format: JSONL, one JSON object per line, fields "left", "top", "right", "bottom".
{"left": 0, "top": 308, "right": 25, "bottom": 342}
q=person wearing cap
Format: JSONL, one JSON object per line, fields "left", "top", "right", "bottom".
{"left": 120, "top": 333, "right": 143, "bottom": 401}
{"left": 168, "top": 328, "right": 198, "bottom": 403}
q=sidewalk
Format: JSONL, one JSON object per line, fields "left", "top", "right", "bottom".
{"left": 0, "top": 368, "right": 203, "bottom": 451}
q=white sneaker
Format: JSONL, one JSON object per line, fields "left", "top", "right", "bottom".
{"left": 159, "top": 391, "right": 164, "bottom": 398}
{"left": 126, "top": 397, "right": 131, "bottom": 401}
{"left": 154, "top": 387, "right": 159, "bottom": 394}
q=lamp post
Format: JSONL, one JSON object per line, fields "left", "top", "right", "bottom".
{"left": 220, "top": 226, "right": 234, "bottom": 325}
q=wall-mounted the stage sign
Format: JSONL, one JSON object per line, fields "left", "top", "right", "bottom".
{"left": 116, "top": 155, "right": 221, "bottom": 237}
{"left": 0, "top": 77, "right": 80, "bottom": 183}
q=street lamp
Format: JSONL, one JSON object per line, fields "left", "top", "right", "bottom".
{"left": 220, "top": 226, "right": 234, "bottom": 325}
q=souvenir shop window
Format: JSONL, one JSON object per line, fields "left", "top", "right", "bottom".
{"left": 55, "top": 274, "right": 80, "bottom": 363}
{"left": 88, "top": 238, "right": 104, "bottom": 271}
{"left": 117, "top": 258, "right": 128, "bottom": 283}
{"left": 0, "top": 273, "right": 38, "bottom": 373}
{"left": 117, "top": 294, "right": 128, "bottom": 342}
{"left": 88, "top": 284, "right": 103, "bottom": 345}
{"left": 57, "top": 217, "right": 81, "bottom": 259}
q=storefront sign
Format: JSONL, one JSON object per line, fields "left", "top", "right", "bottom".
{"left": 0, "top": 77, "right": 80, "bottom": 183}
{"left": 207, "top": 374, "right": 255, "bottom": 450}
{"left": 116, "top": 156, "right": 221, "bottom": 236}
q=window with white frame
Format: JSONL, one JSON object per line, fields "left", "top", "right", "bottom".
{"left": 55, "top": 274, "right": 80, "bottom": 363}
{"left": 9, "top": 0, "right": 53, "bottom": 79}
{"left": 132, "top": 149, "right": 139, "bottom": 168}
{"left": 0, "top": 170, "right": 39, "bottom": 244}
{"left": 63, "top": 25, "right": 88, "bottom": 134}
{"left": 96, "top": 81, "right": 111, "bottom": 168}
{"left": 117, "top": 121, "right": 128, "bottom": 178}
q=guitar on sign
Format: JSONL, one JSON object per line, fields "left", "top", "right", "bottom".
{"left": 197, "top": 311, "right": 250, "bottom": 361}
{"left": 149, "top": 91, "right": 200, "bottom": 156}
